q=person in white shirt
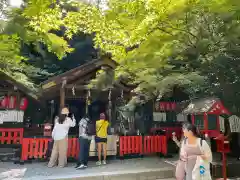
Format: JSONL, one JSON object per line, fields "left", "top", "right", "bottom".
{"left": 48, "top": 107, "right": 76, "bottom": 168}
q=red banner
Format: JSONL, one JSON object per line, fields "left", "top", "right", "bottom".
{"left": 20, "top": 97, "right": 28, "bottom": 111}
{"left": 155, "top": 102, "right": 176, "bottom": 111}
{"left": 0, "top": 96, "right": 28, "bottom": 111}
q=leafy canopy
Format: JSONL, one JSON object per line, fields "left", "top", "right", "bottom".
{"left": 2, "top": 0, "right": 240, "bottom": 113}
{"left": 0, "top": 0, "right": 74, "bottom": 89}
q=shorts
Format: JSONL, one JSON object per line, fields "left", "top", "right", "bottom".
{"left": 95, "top": 136, "right": 107, "bottom": 143}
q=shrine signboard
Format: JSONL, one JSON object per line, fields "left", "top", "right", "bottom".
{"left": 155, "top": 102, "right": 176, "bottom": 111}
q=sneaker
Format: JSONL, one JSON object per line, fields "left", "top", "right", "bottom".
{"left": 102, "top": 160, "right": 107, "bottom": 165}
{"left": 75, "top": 164, "right": 80, "bottom": 168}
{"left": 76, "top": 164, "right": 87, "bottom": 169}
{"left": 96, "top": 161, "right": 101, "bottom": 166}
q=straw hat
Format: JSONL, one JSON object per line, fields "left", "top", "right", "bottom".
{"left": 61, "top": 107, "right": 69, "bottom": 115}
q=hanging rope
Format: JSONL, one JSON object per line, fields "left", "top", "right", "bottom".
{"left": 86, "top": 89, "right": 91, "bottom": 114}
{"left": 121, "top": 90, "right": 124, "bottom": 99}
{"left": 72, "top": 86, "right": 75, "bottom": 96}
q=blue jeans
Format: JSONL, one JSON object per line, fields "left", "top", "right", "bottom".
{"left": 78, "top": 137, "right": 91, "bottom": 166}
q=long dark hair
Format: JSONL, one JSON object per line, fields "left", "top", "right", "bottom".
{"left": 182, "top": 122, "right": 200, "bottom": 137}
{"left": 58, "top": 114, "right": 67, "bottom": 124}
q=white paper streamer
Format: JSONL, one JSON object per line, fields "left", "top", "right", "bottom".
{"left": 0, "top": 110, "right": 24, "bottom": 123}
{"left": 219, "top": 116, "right": 225, "bottom": 133}
{"left": 229, "top": 115, "right": 240, "bottom": 133}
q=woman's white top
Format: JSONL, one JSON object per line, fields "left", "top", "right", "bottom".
{"left": 180, "top": 138, "right": 212, "bottom": 180}
{"left": 52, "top": 116, "right": 76, "bottom": 140}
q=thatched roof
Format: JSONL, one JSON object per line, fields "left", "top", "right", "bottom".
{"left": 182, "top": 97, "right": 230, "bottom": 115}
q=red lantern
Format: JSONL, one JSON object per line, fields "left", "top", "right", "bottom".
{"left": 159, "top": 102, "right": 165, "bottom": 111}
{"left": 20, "top": 97, "right": 28, "bottom": 111}
{"left": 1, "top": 96, "right": 9, "bottom": 108}
{"left": 8, "top": 96, "right": 17, "bottom": 109}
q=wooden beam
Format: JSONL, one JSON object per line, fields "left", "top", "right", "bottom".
{"left": 0, "top": 88, "right": 14, "bottom": 92}
{"left": 69, "top": 73, "right": 96, "bottom": 86}
{"left": 66, "top": 85, "right": 88, "bottom": 90}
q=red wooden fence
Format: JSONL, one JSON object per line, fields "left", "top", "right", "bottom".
{"left": 119, "top": 136, "right": 143, "bottom": 157}
{"left": 21, "top": 138, "right": 80, "bottom": 161}
{"left": 21, "top": 138, "right": 51, "bottom": 160}
{"left": 119, "top": 135, "right": 167, "bottom": 157}
{"left": 0, "top": 128, "right": 24, "bottom": 144}
{"left": 21, "top": 135, "right": 167, "bottom": 160}
{"left": 143, "top": 135, "right": 167, "bottom": 155}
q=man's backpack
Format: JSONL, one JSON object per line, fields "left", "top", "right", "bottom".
{"left": 86, "top": 120, "right": 96, "bottom": 136}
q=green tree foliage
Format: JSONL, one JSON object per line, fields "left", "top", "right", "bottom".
{"left": 0, "top": 0, "right": 78, "bottom": 89}
{"left": 63, "top": 0, "right": 207, "bottom": 98}
{"left": 61, "top": 0, "right": 240, "bottom": 111}
{"left": 2, "top": 0, "right": 240, "bottom": 113}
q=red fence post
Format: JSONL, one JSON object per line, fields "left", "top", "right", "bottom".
{"left": 162, "top": 135, "right": 167, "bottom": 155}
{"left": 21, "top": 138, "right": 28, "bottom": 161}
{"left": 67, "top": 138, "right": 78, "bottom": 158}
{"left": 139, "top": 136, "right": 143, "bottom": 155}
{"left": 119, "top": 136, "right": 123, "bottom": 157}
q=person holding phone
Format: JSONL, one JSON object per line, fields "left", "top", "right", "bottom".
{"left": 95, "top": 113, "right": 109, "bottom": 166}
{"left": 48, "top": 107, "right": 76, "bottom": 168}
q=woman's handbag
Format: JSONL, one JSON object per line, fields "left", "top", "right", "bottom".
{"left": 192, "top": 156, "right": 212, "bottom": 180}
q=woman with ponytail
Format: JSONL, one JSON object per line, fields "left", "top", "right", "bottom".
{"left": 175, "top": 122, "right": 212, "bottom": 180}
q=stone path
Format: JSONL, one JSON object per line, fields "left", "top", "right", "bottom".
{"left": 0, "top": 157, "right": 174, "bottom": 180}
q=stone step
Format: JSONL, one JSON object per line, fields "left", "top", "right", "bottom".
{"left": 24, "top": 167, "right": 175, "bottom": 180}
{"left": 0, "top": 147, "right": 20, "bottom": 162}
{"left": 212, "top": 161, "right": 240, "bottom": 178}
